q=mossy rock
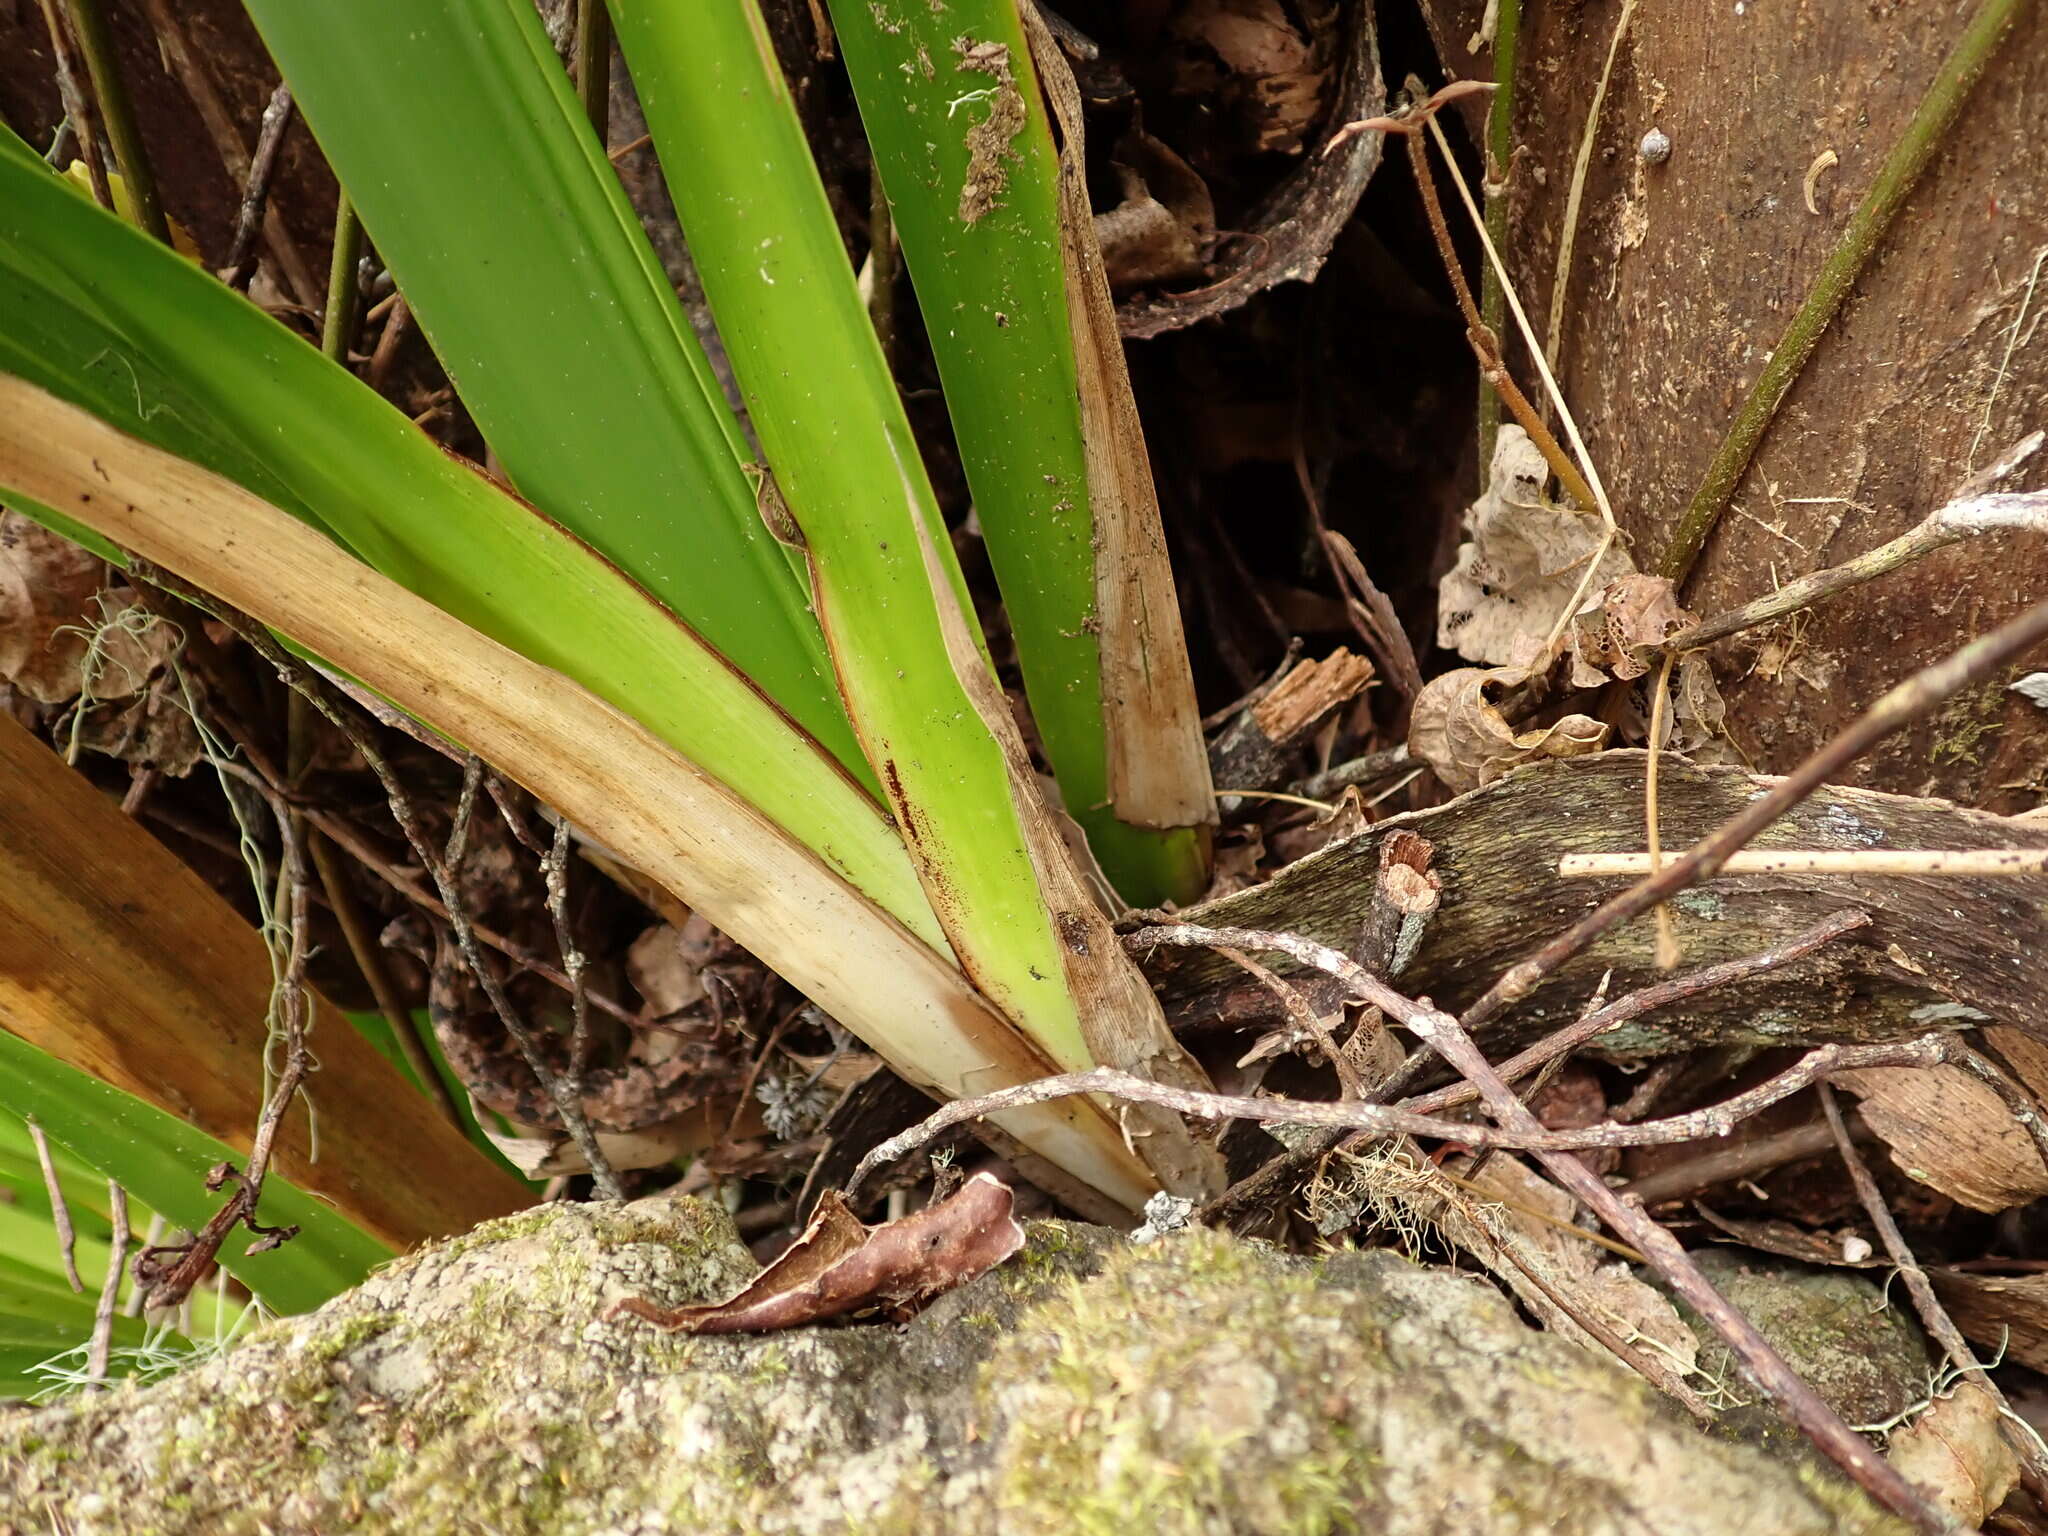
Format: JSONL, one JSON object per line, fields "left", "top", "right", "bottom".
{"left": 0, "top": 1194, "right": 1907, "bottom": 1535}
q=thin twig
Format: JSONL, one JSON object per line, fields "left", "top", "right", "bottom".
{"left": 544, "top": 813, "right": 594, "bottom": 1083}
{"left": 1458, "top": 969, "right": 1608, "bottom": 1186}
{"left": 135, "top": 0, "right": 322, "bottom": 305}
{"left": 1402, "top": 127, "right": 1596, "bottom": 513}
{"left": 1407, "top": 1009, "right": 1952, "bottom": 1531}
{"left": 147, "top": 569, "right": 625, "bottom": 1197}
{"left": 1821, "top": 1082, "right": 2048, "bottom": 1493}
{"left": 1423, "top": 1158, "right": 1717, "bottom": 1421}
{"left": 86, "top": 1180, "right": 128, "bottom": 1383}
{"left": 28, "top": 1120, "right": 84, "bottom": 1292}
{"left": 1218, "top": 946, "right": 1367, "bottom": 1097}
{"left": 440, "top": 755, "right": 623, "bottom": 1200}
{"left": 225, "top": 84, "right": 296, "bottom": 288}
{"left": 1289, "top": 744, "right": 1411, "bottom": 801}
{"left": 1543, "top": 0, "right": 1638, "bottom": 378}
{"left": 1669, "top": 465, "right": 2047, "bottom": 653}
{"left": 366, "top": 296, "right": 413, "bottom": 394}
{"left": 1398, "top": 910, "right": 1872, "bottom": 1115}
{"left": 305, "top": 827, "right": 464, "bottom": 1129}
{"left": 303, "top": 803, "right": 652, "bottom": 1029}
{"left": 1474, "top": 0, "right": 1520, "bottom": 478}
{"left": 1619, "top": 1115, "right": 1871, "bottom": 1207}
{"left": 1196, "top": 911, "right": 1868, "bottom": 1225}
{"left": 1562, "top": 848, "right": 2048, "bottom": 877}
{"left": 847, "top": 1033, "right": 1949, "bottom": 1195}
{"left": 138, "top": 787, "right": 314, "bottom": 1310}
{"left": 1645, "top": 650, "right": 1680, "bottom": 968}
{"left": 1420, "top": 106, "right": 1618, "bottom": 528}
{"left": 1461, "top": 594, "right": 2048, "bottom": 1036}
{"left": 59, "top": 0, "right": 168, "bottom": 242}
{"left": 35, "top": 0, "right": 110, "bottom": 208}
{"left": 1657, "top": 0, "right": 2031, "bottom": 585}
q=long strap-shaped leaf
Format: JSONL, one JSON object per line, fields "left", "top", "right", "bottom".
{"left": 828, "top": 0, "right": 1217, "bottom": 907}
{"left": 0, "top": 718, "right": 492, "bottom": 1300}
{"left": 0, "top": 141, "right": 940, "bottom": 956}
{"left": 612, "top": 0, "right": 1223, "bottom": 1197}
{"left": 0, "top": 378, "right": 1159, "bottom": 1216}
{"left": 231, "top": 0, "right": 857, "bottom": 776}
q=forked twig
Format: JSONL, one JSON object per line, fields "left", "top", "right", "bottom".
{"left": 846, "top": 1033, "right": 1945, "bottom": 1193}
{"left": 1198, "top": 910, "right": 1868, "bottom": 1225}
{"left": 1406, "top": 1008, "right": 1951, "bottom": 1531}
{"left": 225, "top": 84, "right": 296, "bottom": 287}
{"left": 86, "top": 1180, "right": 128, "bottom": 1383}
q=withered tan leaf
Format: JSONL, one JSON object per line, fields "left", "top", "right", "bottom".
{"left": 1407, "top": 665, "right": 1608, "bottom": 794}
{"left": 1885, "top": 1383, "right": 2019, "bottom": 1530}
{"left": 1438, "top": 427, "right": 1632, "bottom": 672}
{"left": 0, "top": 510, "right": 115, "bottom": 702}
{"left": 1024, "top": 9, "right": 1214, "bottom": 833}
{"left": 1831, "top": 1062, "right": 2048, "bottom": 1214}
{"left": 1567, "top": 573, "right": 1692, "bottom": 685}
{"left": 605, "top": 1171, "right": 1026, "bottom": 1334}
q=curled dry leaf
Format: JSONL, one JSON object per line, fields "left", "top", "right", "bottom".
{"left": 1097, "top": 131, "right": 1215, "bottom": 294}
{"left": 606, "top": 1170, "right": 1026, "bottom": 1334}
{"left": 626, "top": 914, "right": 721, "bottom": 1017}
{"left": 1407, "top": 665, "right": 1608, "bottom": 794}
{"left": 1884, "top": 1383, "right": 2019, "bottom": 1530}
{"left": 1829, "top": 1062, "right": 2048, "bottom": 1214}
{"left": 1167, "top": 0, "right": 1335, "bottom": 155}
{"left": 1438, "top": 428, "right": 1633, "bottom": 672}
{"left": 1567, "top": 573, "right": 1691, "bottom": 686}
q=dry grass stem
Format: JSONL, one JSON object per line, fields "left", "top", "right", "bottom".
{"left": 1561, "top": 849, "right": 2048, "bottom": 877}
{"left": 28, "top": 1119, "right": 85, "bottom": 1293}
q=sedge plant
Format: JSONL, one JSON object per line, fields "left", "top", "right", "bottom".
{"left": 0, "top": 0, "right": 1226, "bottom": 1226}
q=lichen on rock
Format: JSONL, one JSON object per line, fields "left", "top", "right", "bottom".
{"left": 1, "top": 1194, "right": 1908, "bottom": 1535}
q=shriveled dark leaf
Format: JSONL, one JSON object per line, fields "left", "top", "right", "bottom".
{"left": 606, "top": 1171, "right": 1025, "bottom": 1335}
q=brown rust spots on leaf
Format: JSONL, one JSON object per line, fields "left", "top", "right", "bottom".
{"left": 954, "top": 37, "right": 1025, "bottom": 225}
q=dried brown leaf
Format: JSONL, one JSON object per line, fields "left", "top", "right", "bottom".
{"left": 606, "top": 1171, "right": 1025, "bottom": 1334}
{"left": 1885, "top": 1383, "right": 2019, "bottom": 1529}
{"left": 0, "top": 513, "right": 126, "bottom": 702}
{"left": 626, "top": 916, "right": 718, "bottom": 1017}
{"left": 1567, "top": 573, "right": 1692, "bottom": 685}
{"left": 1170, "top": 0, "right": 1333, "bottom": 154}
{"left": 1929, "top": 1269, "right": 2048, "bottom": 1374}
{"left": 1407, "top": 665, "right": 1608, "bottom": 794}
{"left": 1438, "top": 428, "right": 1633, "bottom": 673}
{"left": 1831, "top": 1063, "right": 2048, "bottom": 1214}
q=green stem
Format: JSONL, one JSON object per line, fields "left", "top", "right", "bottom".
{"left": 1657, "top": 0, "right": 2026, "bottom": 586}
{"left": 59, "top": 0, "right": 169, "bottom": 244}
{"left": 320, "top": 192, "right": 366, "bottom": 368}
{"left": 1475, "top": 0, "right": 1519, "bottom": 483}
{"left": 575, "top": 0, "right": 612, "bottom": 138}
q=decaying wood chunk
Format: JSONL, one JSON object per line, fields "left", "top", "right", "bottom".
{"left": 1146, "top": 752, "right": 2048, "bottom": 1059}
